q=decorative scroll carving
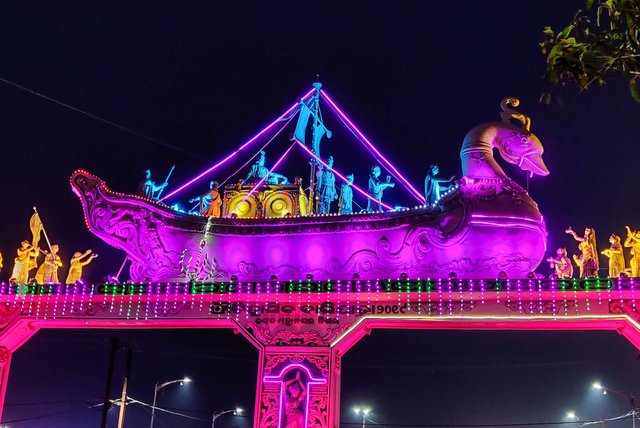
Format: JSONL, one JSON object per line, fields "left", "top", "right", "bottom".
{"left": 308, "top": 395, "right": 328, "bottom": 428}
{"left": 259, "top": 392, "right": 279, "bottom": 428}
{"left": 0, "top": 347, "right": 10, "bottom": 366}
{"left": 246, "top": 322, "right": 352, "bottom": 347}
{"left": 610, "top": 300, "right": 640, "bottom": 322}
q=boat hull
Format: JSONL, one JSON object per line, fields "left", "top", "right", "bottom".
{"left": 71, "top": 171, "right": 546, "bottom": 282}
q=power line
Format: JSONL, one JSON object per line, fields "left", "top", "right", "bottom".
{"left": 0, "top": 74, "right": 202, "bottom": 159}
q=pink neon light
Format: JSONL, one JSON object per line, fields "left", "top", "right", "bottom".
{"left": 295, "top": 140, "right": 393, "bottom": 211}
{"left": 233, "top": 141, "right": 297, "bottom": 214}
{"left": 161, "top": 88, "right": 315, "bottom": 201}
{"left": 263, "top": 363, "right": 327, "bottom": 428}
{"left": 320, "top": 89, "right": 426, "bottom": 204}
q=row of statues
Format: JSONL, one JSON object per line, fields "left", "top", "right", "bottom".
{"left": 1, "top": 211, "right": 98, "bottom": 285}
{"left": 141, "top": 151, "right": 458, "bottom": 218}
{"left": 547, "top": 226, "right": 640, "bottom": 278}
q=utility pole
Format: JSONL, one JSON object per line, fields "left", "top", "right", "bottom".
{"left": 117, "top": 345, "right": 133, "bottom": 428}
{"left": 100, "top": 338, "right": 118, "bottom": 428}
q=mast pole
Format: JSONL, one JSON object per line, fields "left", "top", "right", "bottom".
{"left": 308, "top": 81, "right": 322, "bottom": 214}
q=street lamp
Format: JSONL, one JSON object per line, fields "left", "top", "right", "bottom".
{"left": 353, "top": 407, "right": 372, "bottom": 428}
{"left": 591, "top": 381, "right": 636, "bottom": 428}
{"left": 566, "top": 410, "right": 579, "bottom": 421}
{"left": 211, "top": 408, "right": 243, "bottom": 428}
{"left": 149, "top": 377, "right": 191, "bottom": 428}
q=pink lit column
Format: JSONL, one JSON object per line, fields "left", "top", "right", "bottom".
{"left": 254, "top": 346, "right": 341, "bottom": 428}
{"left": 0, "top": 347, "right": 11, "bottom": 421}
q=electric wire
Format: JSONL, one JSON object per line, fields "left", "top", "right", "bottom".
{"left": 0, "top": 75, "right": 202, "bottom": 159}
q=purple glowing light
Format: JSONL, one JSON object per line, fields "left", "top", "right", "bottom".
{"left": 161, "top": 88, "right": 315, "bottom": 202}
{"left": 295, "top": 140, "right": 393, "bottom": 211}
{"left": 320, "top": 89, "right": 426, "bottom": 204}
{"left": 263, "top": 363, "right": 327, "bottom": 428}
{"left": 233, "top": 141, "right": 298, "bottom": 215}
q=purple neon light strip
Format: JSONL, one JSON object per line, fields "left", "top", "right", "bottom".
{"left": 232, "top": 141, "right": 298, "bottom": 214}
{"left": 160, "top": 88, "right": 315, "bottom": 201}
{"left": 295, "top": 140, "right": 393, "bottom": 211}
{"left": 320, "top": 89, "right": 426, "bottom": 204}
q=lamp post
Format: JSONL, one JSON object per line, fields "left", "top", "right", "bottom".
{"left": 149, "top": 377, "right": 191, "bottom": 428}
{"left": 353, "top": 407, "right": 371, "bottom": 428}
{"left": 592, "top": 381, "right": 636, "bottom": 428}
{"left": 566, "top": 411, "right": 579, "bottom": 421}
{"left": 211, "top": 408, "right": 243, "bottom": 428}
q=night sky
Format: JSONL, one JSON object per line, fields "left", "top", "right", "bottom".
{"left": 1, "top": 1, "right": 640, "bottom": 427}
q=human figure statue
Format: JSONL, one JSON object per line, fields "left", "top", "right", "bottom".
{"left": 546, "top": 247, "right": 573, "bottom": 279}
{"left": 283, "top": 371, "right": 306, "bottom": 428}
{"left": 573, "top": 241, "right": 597, "bottom": 278}
{"left": 243, "top": 151, "right": 289, "bottom": 185}
{"left": 367, "top": 165, "right": 395, "bottom": 212}
{"left": 35, "top": 244, "right": 62, "bottom": 283}
{"left": 566, "top": 227, "right": 599, "bottom": 277}
{"left": 66, "top": 250, "right": 98, "bottom": 284}
{"left": 339, "top": 173, "right": 355, "bottom": 215}
{"left": 10, "top": 241, "right": 39, "bottom": 283}
{"left": 316, "top": 156, "right": 338, "bottom": 214}
{"left": 424, "top": 163, "right": 455, "bottom": 207}
{"left": 138, "top": 169, "right": 168, "bottom": 200}
{"left": 601, "top": 234, "right": 625, "bottom": 278}
{"left": 624, "top": 226, "right": 640, "bottom": 277}
{"left": 190, "top": 181, "right": 223, "bottom": 217}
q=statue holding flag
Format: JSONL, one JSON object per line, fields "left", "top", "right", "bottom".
{"left": 9, "top": 241, "right": 39, "bottom": 283}
{"left": 35, "top": 244, "right": 63, "bottom": 283}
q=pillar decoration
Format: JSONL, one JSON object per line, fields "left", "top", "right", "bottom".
{"left": 609, "top": 300, "right": 640, "bottom": 322}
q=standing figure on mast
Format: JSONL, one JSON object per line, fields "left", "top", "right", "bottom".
{"left": 138, "top": 169, "right": 168, "bottom": 201}
{"left": 316, "top": 156, "right": 338, "bottom": 214}
{"left": 339, "top": 173, "right": 355, "bottom": 215}
{"left": 367, "top": 165, "right": 395, "bottom": 212}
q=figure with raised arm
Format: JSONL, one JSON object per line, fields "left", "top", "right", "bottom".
{"left": 189, "top": 181, "right": 223, "bottom": 217}
{"left": 339, "top": 173, "right": 355, "bottom": 215}
{"left": 566, "top": 226, "right": 599, "bottom": 276}
{"left": 243, "top": 151, "right": 289, "bottom": 185}
{"left": 138, "top": 169, "right": 168, "bottom": 200}
{"left": 546, "top": 247, "right": 573, "bottom": 279}
{"left": 424, "top": 163, "right": 455, "bottom": 207}
{"left": 66, "top": 250, "right": 98, "bottom": 284}
{"left": 35, "top": 244, "right": 62, "bottom": 283}
{"left": 624, "top": 226, "right": 640, "bottom": 277}
{"left": 9, "top": 241, "right": 39, "bottom": 283}
{"left": 283, "top": 371, "right": 306, "bottom": 428}
{"left": 367, "top": 165, "right": 395, "bottom": 212}
{"left": 602, "top": 234, "right": 625, "bottom": 278}
{"left": 316, "top": 155, "right": 338, "bottom": 214}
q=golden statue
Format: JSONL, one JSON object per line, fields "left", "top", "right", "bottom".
{"left": 189, "top": 181, "right": 223, "bottom": 217}
{"left": 35, "top": 244, "right": 62, "bottom": 283}
{"left": 624, "top": 226, "right": 640, "bottom": 277}
{"left": 573, "top": 241, "right": 595, "bottom": 278}
{"left": 9, "top": 241, "right": 39, "bottom": 283}
{"left": 66, "top": 250, "right": 98, "bottom": 284}
{"left": 566, "top": 227, "right": 599, "bottom": 277}
{"left": 546, "top": 248, "right": 573, "bottom": 278}
{"left": 601, "top": 234, "right": 625, "bottom": 278}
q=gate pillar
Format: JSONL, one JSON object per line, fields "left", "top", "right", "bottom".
{"left": 255, "top": 346, "right": 339, "bottom": 428}
{"left": 0, "top": 347, "right": 11, "bottom": 419}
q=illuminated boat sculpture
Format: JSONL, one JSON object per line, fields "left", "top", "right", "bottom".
{"left": 71, "top": 87, "right": 549, "bottom": 282}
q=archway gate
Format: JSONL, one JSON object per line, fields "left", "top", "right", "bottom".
{"left": 1, "top": 277, "right": 640, "bottom": 427}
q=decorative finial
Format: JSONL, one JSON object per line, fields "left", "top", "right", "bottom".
{"left": 499, "top": 97, "right": 531, "bottom": 131}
